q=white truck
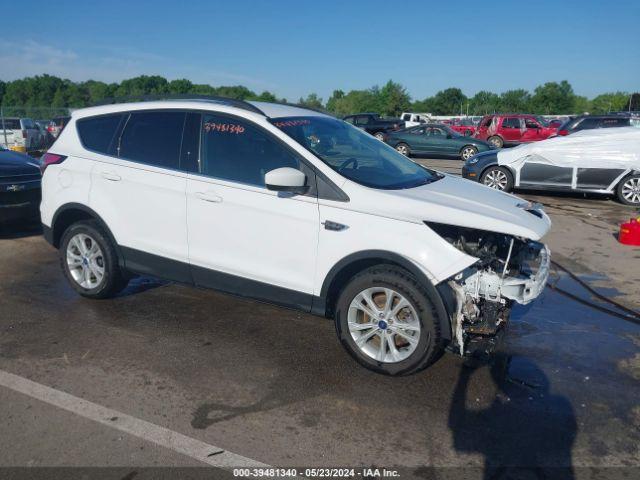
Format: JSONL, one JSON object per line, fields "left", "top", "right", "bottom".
{"left": 400, "top": 112, "right": 432, "bottom": 128}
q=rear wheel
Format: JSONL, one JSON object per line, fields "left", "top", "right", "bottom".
{"left": 480, "top": 166, "right": 513, "bottom": 192}
{"left": 488, "top": 136, "right": 503, "bottom": 148}
{"left": 60, "top": 220, "right": 128, "bottom": 299}
{"left": 334, "top": 266, "right": 442, "bottom": 376}
{"left": 395, "top": 143, "right": 410, "bottom": 156}
{"left": 374, "top": 132, "right": 385, "bottom": 141}
{"left": 616, "top": 174, "right": 640, "bottom": 205}
{"left": 460, "top": 145, "right": 478, "bottom": 160}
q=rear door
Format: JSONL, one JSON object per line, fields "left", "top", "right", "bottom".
{"left": 185, "top": 113, "right": 319, "bottom": 308}
{"left": 87, "top": 110, "right": 191, "bottom": 280}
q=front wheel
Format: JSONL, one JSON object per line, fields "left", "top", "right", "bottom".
{"left": 480, "top": 166, "right": 513, "bottom": 192}
{"left": 374, "top": 132, "right": 385, "bottom": 141}
{"left": 616, "top": 174, "right": 640, "bottom": 205}
{"left": 460, "top": 145, "right": 478, "bottom": 160}
{"left": 60, "top": 220, "right": 128, "bottom": 299}
{"left": 395, "top": 143, "right": 410, "bottom": 156}
{"left": 335, "top": 266, "right": 442, "bottom": 376}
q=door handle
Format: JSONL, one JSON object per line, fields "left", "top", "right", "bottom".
{"left": 195, "top": 191, "right": 223, "bottom": 203}
{"left": 101, "top": 171, "right": 121, "bottom": 181}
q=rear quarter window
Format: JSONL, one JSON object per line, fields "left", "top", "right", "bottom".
{"left": 77, "top": 114, "right": 125, "bottom": 155}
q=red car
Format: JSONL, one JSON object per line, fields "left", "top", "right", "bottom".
{"left": 449, "top": 118, "right": 477, "bottom": 136}
{"left": 474, "top": 114, "right": 557, "bottom": 148}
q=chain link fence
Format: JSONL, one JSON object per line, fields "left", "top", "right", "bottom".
{"left": 1, "top": 106, "right": 71, "bottom": 154}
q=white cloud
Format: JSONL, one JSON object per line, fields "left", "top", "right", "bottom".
{"left": 0, "top": 39, "right": 276, "bottom": 92}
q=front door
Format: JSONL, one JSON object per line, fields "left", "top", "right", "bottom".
{"left": 186, "top": 113, "right": 320, "bottom": 310}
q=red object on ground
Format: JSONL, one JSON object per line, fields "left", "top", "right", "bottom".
{"left": 619, "top": 218, "right": 640, "bottom": 246}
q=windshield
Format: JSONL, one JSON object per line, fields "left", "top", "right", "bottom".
{"left": 271, "top": 116, "right": 441, "bottom": 189}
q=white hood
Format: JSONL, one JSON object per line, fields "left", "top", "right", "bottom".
{"left": 346, "top": 174, "right": 551, "bottom": 240}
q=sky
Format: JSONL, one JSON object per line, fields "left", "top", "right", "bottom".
{"left": 1, "top": 0, "right": 638, "bottom": 102}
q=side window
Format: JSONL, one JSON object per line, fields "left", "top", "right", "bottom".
{"left": 576, "top": 118, "right": 598, "bottom": 130}
{"left": 502, "top": 117, "right": 520, "bottom": 129}
{"left": 524, "top": 118, "right": 540, "bottom": 129}
{"left": 402, "top": 114, "right": 411, "bottom": 121}
{"left": 119, "top": 111, "right": 185, "bottom": 169}
{"left": 200, "top": 114, "right": 299, "bottom": 187}
{"left": 480, "top": 117, "right": 493, "bottom": 128}
{"left": 344, "top": 116, "right": 355, "bottom": 125}
{"left": 355, "top": 116, "right": 370, "bottom": 126}
{"left": 77, "top": 114, "right": 125, "bottom": 155}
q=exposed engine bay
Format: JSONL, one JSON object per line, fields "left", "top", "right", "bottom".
{"left": 427, "top": 222, "right": 550, "bottom": 357}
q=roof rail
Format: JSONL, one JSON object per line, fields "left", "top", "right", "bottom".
{"left": 91, "top": 94, "right": 266, "bottom": 115}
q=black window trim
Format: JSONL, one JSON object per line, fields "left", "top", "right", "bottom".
{"left": 75, "top": 108, "right": 348, "bottom": 202}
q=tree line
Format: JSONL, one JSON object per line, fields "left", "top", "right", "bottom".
{"left": 0, "top": 74, "right": 637, "bottom": 117}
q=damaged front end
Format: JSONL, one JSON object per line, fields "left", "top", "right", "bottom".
{"left": 427, "top": 222, "right": 550, "bottom": 357}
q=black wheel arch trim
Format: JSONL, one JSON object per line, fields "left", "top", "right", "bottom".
{"left": 47, "top": 203, "right": 125, "bottom": 268}
{"left": 313, "top": 250, "right": 452, "bottom": 341}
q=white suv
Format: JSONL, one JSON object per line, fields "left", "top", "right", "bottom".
{"left": 40, "top": 98, "right": 551, "bottom": 375}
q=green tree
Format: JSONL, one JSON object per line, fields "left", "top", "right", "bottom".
{"left": 529, "top": 81, "right": 575, "bottom": 114}
{"left": 326, "top": 89, "right": 344, "bottom": 113}
{"left": 168, "top": 78, "right": 193, "bottom": 94}
{"left": 469, "top": 90, "right": 500, "bottom": 115}
{"left": 624, "top": 93, "right": 640, "bottom": 112}
{"left": 377, "top": 80, "right": 410, "bottom": 116}
{"left": 429, "top": 88, "right": 467, "bottom": 115}
{"left": 298, "top": 93, "right": 323, "bottom": 109}
{"left": 590, "top": 92, "right": 628, "bottom": 113}
{"left": 499, "top": 89, "right": 531, "bottom": 113}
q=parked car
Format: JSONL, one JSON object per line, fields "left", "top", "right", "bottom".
{"left": 400, "top": 112, "right": 431, "bottom": 128}
{"left": 0, "top": 117, "right": 40, "bottom": 151}
{"left": 546, "top": 118, "right": 565, "bottom": 129}
{"left": 474, "top": 114, "right": 558, "bottom": 148}
{"left": 0, "top": 146, "right": 42, "bottom": 224}
{"left": 343, "top": 113, "right": 404, "bottom": 140}
{"left": 462, "top": 127, "right": 640, "bottom": 205}
{"left": 35, "top": 121, "right": 55, "bottom": 149}
{"left": 554, "top": 114, "right": 635, "bottom": 136}
{"left": 384, "top": 124, "right": 494, "bottom": 160}
{"left": 449, "top": 117, "right": 477, "bottom": 136}
{"left": 47, "top": 116, "right": 71, "bottom": 138}
{"left": 41, "top": 98, "right": 550, "bottom": 375}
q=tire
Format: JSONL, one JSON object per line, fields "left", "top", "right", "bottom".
{"left": 374, "top": 132, "right": 385, "bottom": 141}
{"left": 487, "top": 136, "right": 503, "bottom": 149}
{"left": 59, "top": 220, "right": 128, "bottom": 299}
{"left": 460, "top": 145, "right": 478, "bottom": 161}
{"left": 395, "top": 143, "right": 411, "bottom": 156}
{"left": 616, "top": 174, "right": 640, "bottom": 206}
{"left": 480, "top": 166, "right": 514, "bottom": 192}
{"left": 334, "top": 265, "right": 443, "bottom": 376}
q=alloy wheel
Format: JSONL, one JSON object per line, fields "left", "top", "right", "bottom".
{"left": 621, "top": 177, "right": 640, "bottom": 204}
{"left": 461, "top": 147, "right": 477, "bottom": 160}
{"left": 66, "top": 233, "right": 105, "bottom": 289}
{"left": 483, "top": 169, "right": 508, "bottom": 190}
{"left": 347, "top": 287, "right": 421, "bottom": 363}
{"left": 374, "top": 132, "right": 385, "bottom": 141}
{"left": 396, "top": 144, "right": 409, "bottom": 156}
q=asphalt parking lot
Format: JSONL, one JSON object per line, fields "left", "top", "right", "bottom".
{"left": 1, "top": 159, "right": 639, "bottom": 478}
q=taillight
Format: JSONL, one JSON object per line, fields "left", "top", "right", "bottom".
{"left": 558, "top": 129, "right": 569, "bottom": 136}
{"left": 41, "top": 153, "right": 67, "bottom": 174}
{"left": 22, "top": 129, "right": 27, "bottom": 138}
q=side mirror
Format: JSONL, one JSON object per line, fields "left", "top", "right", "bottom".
{"left": 265, "top": 167, "right": 307, "bottom": 193}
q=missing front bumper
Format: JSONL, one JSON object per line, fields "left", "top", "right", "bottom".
{"left": 447, "top": 241, "right": 550, "bottom": 356}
